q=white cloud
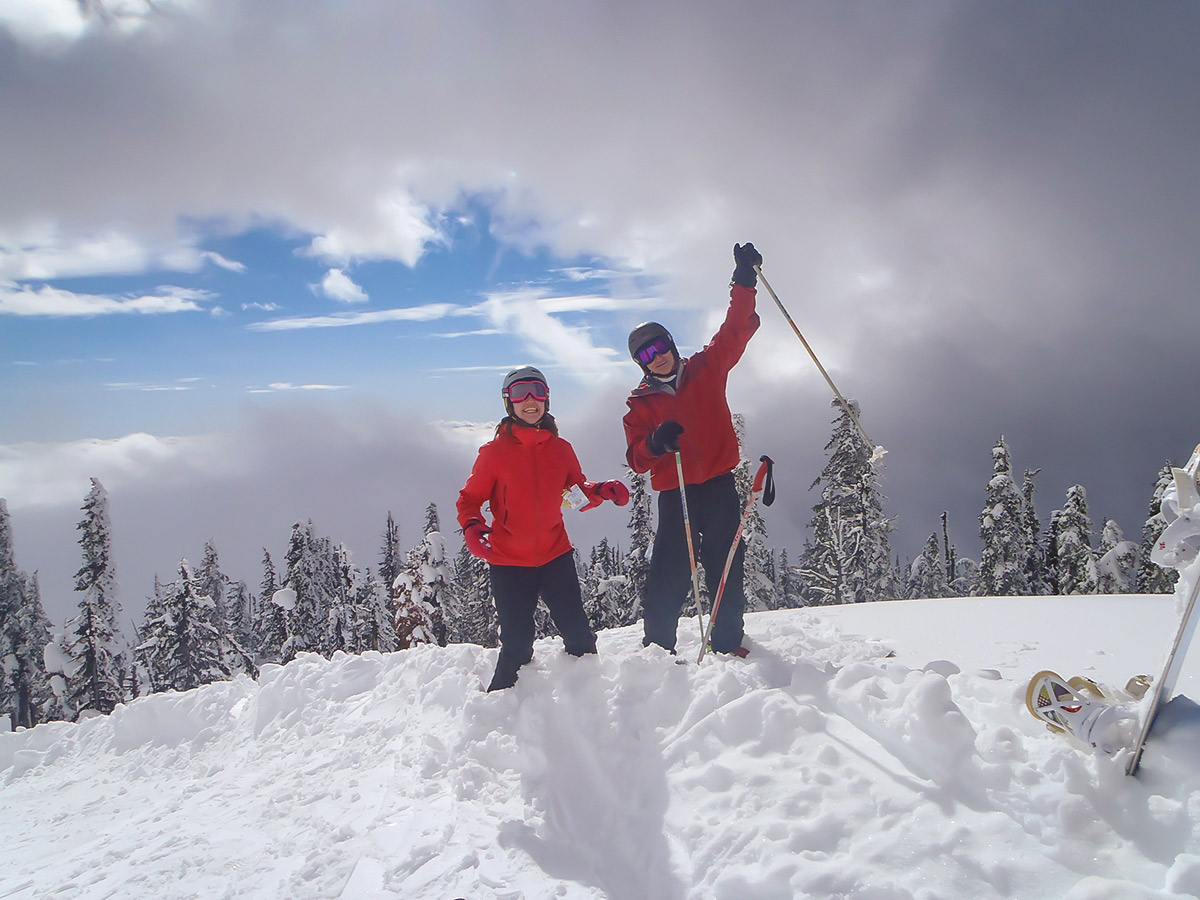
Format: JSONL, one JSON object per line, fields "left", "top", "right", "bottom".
{"left": 0, "top": 230, "right": 244, "bottom": 281}
{"left": 247, "top": 383, "right": 349, "bottom": 393}
{"left": 318, "top": 268, "right": 368, "bottom": 304}
{"left": 0, "top": 0, "right": 88, "bottom": 44}
{"left": 247, "top": 303, "right": 460, "bottom": 331}
{"left": 201, "top": 251, "right": 246, "bottom": 273}
{"left": 305, "top": 191, "right": 441, "bottom": 267}
{"left": 477, "top": 289, "right": 622, "bottom": 380}
{"left": 0, "top": 432, "right": 220, "bottom": 509}
{"left": 0, "top": 283, "right": 209, "bottom": 317}
{"left": 105, "top": 382, "right": 194, "bottom": 392}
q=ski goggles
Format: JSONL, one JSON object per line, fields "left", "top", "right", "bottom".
{"left": 503, "top": 379, "right": 549, "bottom": 402}
{"left": 636, "top": 336, "right": 673, "bottom": 365}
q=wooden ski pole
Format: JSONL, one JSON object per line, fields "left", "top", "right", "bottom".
{"left": 755, "top": 265, "right": 887, "bottom": 463}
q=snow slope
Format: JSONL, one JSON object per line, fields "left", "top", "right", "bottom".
{"left": 4, "top": 596, "right": 1200, "bottom": 900}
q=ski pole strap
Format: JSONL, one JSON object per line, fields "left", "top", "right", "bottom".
{"left": 754, "top": 455, "right": 776, "bottom": 507}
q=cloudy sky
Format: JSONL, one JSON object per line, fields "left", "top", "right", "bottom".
{"left": 3, "top": 0, "right": 1198, "bottom": 626}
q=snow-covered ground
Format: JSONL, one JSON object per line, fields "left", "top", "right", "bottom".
{"left": 4, "top": 595, "right": 1200, "bottom": 900}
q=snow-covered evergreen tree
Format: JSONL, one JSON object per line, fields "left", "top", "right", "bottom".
{"left": 325, "top": 543, "right": 358, "bottom": 655}
{"left": 64, "top": 478, "right": 124, "bottom": 718}
{"left": 351, "top": 569, "right": 398, "bottom": 653}
{"left": 280, "top": 521, "right": 336, "bottom": 662}
{"left": 622, "top": 467, "right": 653, "bottom": 624}
{"left": 193, "top": 542, "right": 255, "bottom": 677}
{"left": 583, "top": 538, "right": 629, "bottom": 631}
{"left": 227, "top": 579, "right": 254, "bottom": 657}
{"left": 254, "top": 549, "right": 287, "bottom": 664}
{"left": 449, "top": 543, "right": 496, "bottom": 647}
{"left": 977, "top": 438, "right": 1030, "bottom": 597}
{"left": 1138, "top": 463, "right": 1179, "bottom": 594}
{"left": 799, "top": 399, "right": 895, "bottom": 604}
{"left": 907, "top": 534, "right": 952, "bottom": 599}
{"left": 379, "top": 511, "right": 403, "bottom": 607}
{"left": 0, "top": 503, "right": 56, "bottom": 728}
{"left": 951, "top": 555, "right": 980, "bottom": 599}
{"left": 393, "top": 504, "right": 450, "bottom": 648}
{"left": 1055, "top": 485, "right": 1099, "bottom": 595}
{"left": 733, "top": 415, "right": 774, "bottom": 611}
{"left": 138, "top": 560, "right": 257, "bottom": 692}
{"left": 1045, "top": 510, "right": 1063, "bottom": 595}
{"left": 1097, "top": 519, "right": 1139, "bottom": 594}
{"left": 775, "top": 549, "right": 804, "bottom": 608}
{"left": 1021, "top": 468, "right": 1050, "bottom": 595}
{"left": 198, "top": 542, "right": 228, "bottom": 636}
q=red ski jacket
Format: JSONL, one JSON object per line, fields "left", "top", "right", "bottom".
{"left": 456, "top": 424, "right": 588, "bottom": 567}
{"left": 623, "top": 284, "right": 760, "bottom": 491}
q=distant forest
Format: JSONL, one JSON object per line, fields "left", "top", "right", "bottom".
{"left": 1, "top": 407, "right": 1176, "bottom": 730}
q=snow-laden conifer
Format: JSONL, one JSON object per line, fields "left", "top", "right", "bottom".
{"left": 0, "top": 503, "right": 57, "bottom": 728}
{"left": 379, "top": 511, "right": 403, "bottom": 608}
{"left": 799, "top": 400, "right": 895, "bottom": 604}
{"left": 1055, "top": 484, "right": 1099, "bottom": 595}
{"left": 393, "top": 504, "right": 450, "bottom": 648}
{"left": 449, "top": 543, "right": 496, "bottom": 647}
{"left": 907, "top": 534, "right": 952, "bottom": 599}
{"left": 583, "top": 538, "right": 630, "bottom": 631}
{"left": 280, "top": 521, "right": 337, "bottom": 662}
{"left": 1021, "top": 468, "right": 1050, "bottom": 595}
{"left": 138, "top": 561, "right": 228, "bottom": 692}
{"left": 977, "top": 438, "right": 1030, "bottom": 597}
{"left": 734, "top": 414, "right": 775, "bottom": 611}
{"left": 1096, "top": 519, "right": 1139, "bottom": 594}
{"left": 64, "top": 479, "right": 124, "bottom": 718}
{"left": 351, "top": 569, "right": 398, "bottom": 653}
{"left": 1137, "top": 462, "right": 1179, "bottom": 594}
{"left": 775, "top": 549, "right": 804, "bottom": 608}
{"left": 254, "top": 549, "right": 287, "bottom": 664}
{"left": 621, "top": 467, "right": 652, "bottom": 623}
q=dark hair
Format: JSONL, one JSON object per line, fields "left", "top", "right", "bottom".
{"left": 495, "top": 413, "right": 559, "bottom": 438}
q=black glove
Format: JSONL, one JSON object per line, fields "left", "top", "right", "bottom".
{"left": 732, "top": 242, "right": 762, "bottom": 288}
{"left": 647, "top": 420, "right": 684, "bottom": 456}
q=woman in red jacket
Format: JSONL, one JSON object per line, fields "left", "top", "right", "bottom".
{"left": 457, "top": 366, "right": 630, "bottom": 691}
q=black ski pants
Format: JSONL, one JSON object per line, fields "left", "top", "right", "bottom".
{"left": 487, "top": 549, "right": 597, "bottom": 692}
{"left": 644, "top": 471, "right": 746, "bottom": 655}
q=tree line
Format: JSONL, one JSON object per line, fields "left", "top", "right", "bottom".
{"left": 0, "top": 406, "right": 1177, "bottom": 729}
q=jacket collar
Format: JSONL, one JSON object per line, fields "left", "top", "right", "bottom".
{"left": 510, "top": 423, "right": 553, "bottom": 445}
{"left": 633, "top": 358, "right": 686, "bottom": 398}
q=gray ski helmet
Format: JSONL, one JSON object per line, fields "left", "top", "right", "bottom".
{"left": 501, "top": 365, "right": 550, "bottom": 416}
{"left": 628, "top": 321, "right": 678, "bottom": 372}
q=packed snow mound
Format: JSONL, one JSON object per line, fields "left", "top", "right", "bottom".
{"left": 4, "top": 600, "right": 1200, "bottom": 899}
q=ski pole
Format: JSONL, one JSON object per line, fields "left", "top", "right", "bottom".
{"left": 698, "top": 456, "right": 775, "bottom": 663}
{"left": 754, "top": 265, "right": 887, "bottom": 464}
{"left": 674, "top": 450, "right": 707, "bottom": 646}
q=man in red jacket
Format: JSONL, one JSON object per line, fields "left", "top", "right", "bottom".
{"left": 623, "top": 242, "right": 762, "bottom": 657}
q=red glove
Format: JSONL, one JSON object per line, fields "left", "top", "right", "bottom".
{"left": 579, "top": 480, "right": 631, "bottom": 511}
{"left": 463, "top": 520, "right": 495, "bottom": 562}
{"left": 598, "top": 480, "right": 630, "bottom": 506}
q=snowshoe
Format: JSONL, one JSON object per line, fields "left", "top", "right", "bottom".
{"left": 1026, "top": 669, "right": 1125, "bottom": 753}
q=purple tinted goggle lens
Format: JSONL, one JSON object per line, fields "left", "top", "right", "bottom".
{"left": 504, "top": 380, "right": 549, "bottom": 402}
{"left": 637, "top": 337, "right": 672, "bottom": 365}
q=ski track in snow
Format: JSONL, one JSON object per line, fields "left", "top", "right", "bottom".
{"left": 4, "top": 602, "right": 1200, "bottom": 899}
